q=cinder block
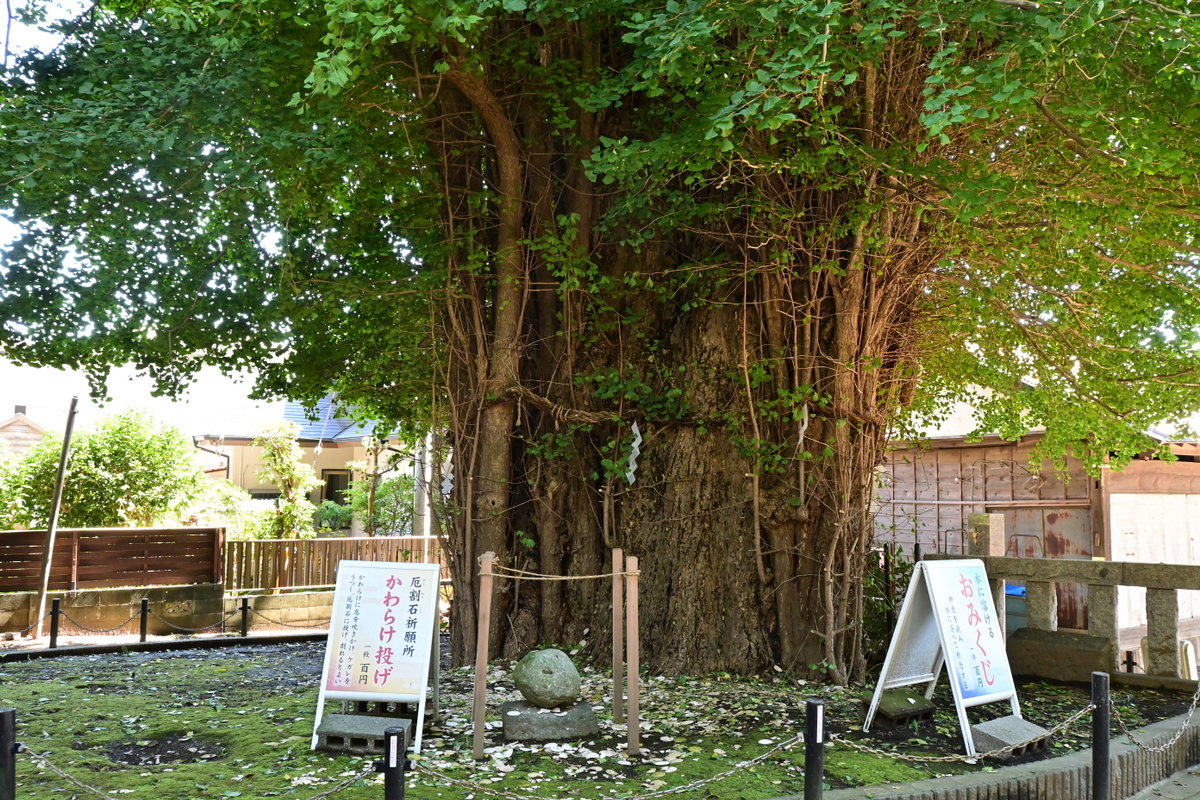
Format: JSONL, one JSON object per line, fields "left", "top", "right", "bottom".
{"left": 971, "top": 714, "right": 1050, "bottom": 758}
{"left": 315, "top": 714, "right": 411, "bottom": 756}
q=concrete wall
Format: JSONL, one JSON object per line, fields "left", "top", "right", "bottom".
{"left": 0, "top": 586, "right": 333, "bottom": 635}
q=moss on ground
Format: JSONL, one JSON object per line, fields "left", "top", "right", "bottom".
{"left": 0, "top": 642, "right": 1178, "bottom": 800}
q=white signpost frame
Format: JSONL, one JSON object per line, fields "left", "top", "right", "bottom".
{"left": 863, "top": 559, "right": 1018, "bottom": 756}
{"left": 312, "top": 560, "right": 442, "bottom": 753}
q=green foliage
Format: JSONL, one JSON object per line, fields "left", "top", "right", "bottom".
{"left": 253, "top": 423, "right": 321, "bottom": 539}
{"left": 8, "top": 410, "right": 204, "bottom": 528}
{"left": 316, "top": 499, "right": 353, "bottom": 532}
{"left": 862, "top": 547, "right": 916, "bottom": 668}
{"left": 2, "top": 0, "right": 1198, "bottom": 467}
{"left": 346, "top": 473, "right": 415, "bottom": 537}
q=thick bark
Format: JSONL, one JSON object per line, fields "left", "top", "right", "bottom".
{"left": 428, "top": 28, "right": 937, "bottom": 680}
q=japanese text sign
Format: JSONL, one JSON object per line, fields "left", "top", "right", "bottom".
{"left": 321, "top": 560, "right": 441, "bottom": 701}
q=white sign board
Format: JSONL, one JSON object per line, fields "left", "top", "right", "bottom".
{"left": 864, "top": 559, "right": 1019, "bottom": 756}
{"left": 311, "top": 560, "right": 441, "bottom": 752}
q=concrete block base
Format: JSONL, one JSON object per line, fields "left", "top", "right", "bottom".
{"left": 971, "top": 714, "right": 1050, "bottom": 758}
{"left": 314, "top": 714, "right": 411, "bottom": 756}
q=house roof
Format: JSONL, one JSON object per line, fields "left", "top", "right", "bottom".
{"left": 0, "top": 412, "right": 48, "bottom": 436}
{"left": 283, "top": 396, "right": 378, "bottom": 445}
{"left": 195, "top": 395, "right": 383, "bottom": 448}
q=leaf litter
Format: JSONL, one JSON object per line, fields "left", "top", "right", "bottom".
{"left": 0, "top": 639, "right": 1191, "bottom": 799}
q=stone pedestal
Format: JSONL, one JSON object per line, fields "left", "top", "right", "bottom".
{"left": 500, "top": 700, "right": 600, "bottom": 742}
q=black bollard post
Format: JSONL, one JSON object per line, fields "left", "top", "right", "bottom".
{"left": 376, "top": 726, "right": 409, "bottom": 800}
{"left": 240, "top": 598, "right": 250, "bottom": 638}
{"left": 1, "top": 708, "right": 16, "bottom": 800}
{"left": 139, "top": 598, "right": 149, "bottom": 643}
{"left": 805, "top": 698, "right": 824, "bottom": 800}
{"left": 1123, "top": 651, "right": 1138, "bottom": 673}
{"left": 49, "top": 598, "right": 60, "bottom": 649}
{"left": 1092, "top": 671, "right": 1110, "bottom": 800}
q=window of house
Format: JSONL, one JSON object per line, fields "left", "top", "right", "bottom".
{"left": 323, "top": 469, "right": 351, "bottom": 505}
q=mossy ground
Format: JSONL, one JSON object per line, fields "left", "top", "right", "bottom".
{"left": 0, "top": 641, "right": 1185, "bottom": 799}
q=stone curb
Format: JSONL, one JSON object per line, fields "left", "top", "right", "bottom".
{"left": 774, "top": 711, "right": 1200, "bottom": 800}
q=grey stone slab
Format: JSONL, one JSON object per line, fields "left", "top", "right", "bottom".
{"left": 501, "top": 700, "right": 600, "bottom": 742}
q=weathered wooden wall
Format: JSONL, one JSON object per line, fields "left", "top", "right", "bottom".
{"left": 874, "top": 437, "right": 1095, "bottom": 628}
{"left": 0, "top": 527, "right": 222, "bottom": 592}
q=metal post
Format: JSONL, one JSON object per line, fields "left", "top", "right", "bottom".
{"left": 805, "top": 698, "right": 825, "bottom": 800}
{"left": 1092, "top": 671, "right": 1110, "bottom": 800}
{"left": 49, "top": 598, "right": 60, "bottom": 649}
{"left": 1, "top": 708, "right": 16, "bottom": 800}
{"left": 377, "top": 726, "right": 408, "bottom": 800}
{"left": 1123, "top": 651, "right": 1137, "bottom": 673}
{"left": 240, "top": 597, "right": 250, "bottom": 638}
{"left": 139, "top": 598, "right": 149, "bottom": 643}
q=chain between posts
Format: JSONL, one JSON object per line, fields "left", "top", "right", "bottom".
{"left": 247, "top": 608, "right": 332, "bottom": 629}
{"left": 832, "top": 703, "right": 1097, "bottom": 764}
{"left": 16, "top": 744, "right": 375, "bottom": 800}
{"left": 57, "top": 610, "right": 141, "bottom": 635}
{"left": 147, "top": 608, "right": 242, "bottom": 633}
{"left": 414, "top": 734, "right": 804, "bottom": 800}
{"left": 1111, "top": 678, "right": 1200, "bottom": 753}
{"left": 11, "top": 614, "right": 49, "bottom": 637}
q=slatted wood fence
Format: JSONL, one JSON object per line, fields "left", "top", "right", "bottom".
{"left": 222, "top": 535, "right": 445, "bottom": 592}
{"left": 0, "top": 527, "right": 223, "bottom": 592}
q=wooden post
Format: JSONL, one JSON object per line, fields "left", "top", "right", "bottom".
{"left": 472, "top": 552, "right": 496, "bottom": 760}
{"left": 213, "top": 527, "right": 226, "bottom": 585}
{"left": 69, "top": 528, "right": 79, "bottom": 591}
{"left": 625, "top": 554, "right": 640, "bottom": 756}
{"left": 612, "top": 548, "right": 625, "bottom": 723}
{"left": 35, "top": 397, "right": 79, "bottom": 639}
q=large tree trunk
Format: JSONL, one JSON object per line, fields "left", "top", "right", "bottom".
{"left": 424, "top": 27, "right": 937, "bottom": 681}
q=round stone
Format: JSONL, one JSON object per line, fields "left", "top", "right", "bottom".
{"left": 511, "top": 648, "right": 581, "bottom": 708}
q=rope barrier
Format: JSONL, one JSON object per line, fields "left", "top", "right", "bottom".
{"left": 832, "top": 703, "right": 1097, "bottom": 763}
{"left": 58, "top": 609, "right": 141, "bottom": 635}
{"left": 486, "top": 562, "right": 639, "bottom": 582}
{"left": 414, "top": 733, "right": 804, "bottom": 800}
{"left": 1111, "top": 679, "right": 1200, "bottom": 753}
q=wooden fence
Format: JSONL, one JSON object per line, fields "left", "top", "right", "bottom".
{"left": 222, "top": 535, "right": 445, "bottom": 592}
{"left": 0, "top": 527, "right": 223, "bottom": 592}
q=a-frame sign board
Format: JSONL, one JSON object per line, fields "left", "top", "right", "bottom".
{"left": 312, "top": 560, "right": 441, "bottom": 753}
{"left": 863, "top": 559, "right": 1019, "bottom": 756}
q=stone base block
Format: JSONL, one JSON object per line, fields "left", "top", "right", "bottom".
{"left": 501, "top": 700, "right": 599, "bottom": 742}
{"left": 860, "top": 689, "right": 936, "bottom": 727}
{"left": 1006, "top": 627, "right": 1113, "bottom": 682}
{"left": 314, "top": 713, "right": 411, "bottom": 756}
{"left": 971, "top": 715, "right": 1050, "bottom": 758}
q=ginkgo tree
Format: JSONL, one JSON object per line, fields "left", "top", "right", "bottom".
{"left": 2, "top": 0, "right": 1199, "bottom": 680}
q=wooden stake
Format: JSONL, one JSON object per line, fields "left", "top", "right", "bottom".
{"left": 35, "top": 397, "right": 78, "bottom": 639}
{"left": 625, "top": 555, "right": 640, "bottom": 756}
{"left": 612, "top": 547, "right": 625, "bottom": 723}
{"left": 471, "top": 552, "right": 495, "bottom": 760}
